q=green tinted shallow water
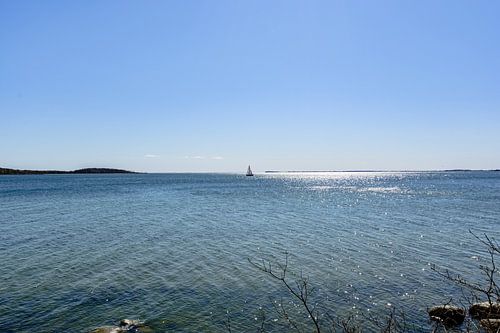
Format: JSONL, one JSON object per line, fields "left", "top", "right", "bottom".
{"left": 1, "top": 172, "right": 499, "bottom": 332}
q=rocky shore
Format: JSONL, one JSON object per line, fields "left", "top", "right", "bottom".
{"left": 428, "top": 302, "right": 500, "bottom": 331}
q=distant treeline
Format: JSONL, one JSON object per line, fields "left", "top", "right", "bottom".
{"left": 265, "top": 169, "right": 500, "bottom": 173}
{"left": 0, "top": 167, "right": 136, "bottom": 175}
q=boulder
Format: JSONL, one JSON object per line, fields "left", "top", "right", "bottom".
{"left": 90, "top": 319, "right": 148, "bottom": 333}
{"left": 469, "top": 302, "right": 500, "bottom": 319}
{"left": 119, "top": 319, "right": 142, "bottom": 328}
{"left": 480, "top": 319, "right": 500, "bottom": 332}
{"left": 118, "top": 319, "right": 151, "bottom": 332}
{"left": 89, "top": 326, "right": 123, "bottom": 333}
{"left": 428, "top": 305, "right": 465, "bottom": 326}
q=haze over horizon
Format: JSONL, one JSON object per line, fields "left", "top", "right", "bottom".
{"left": 1, "top": 1, "right": 499, "bottom": 173}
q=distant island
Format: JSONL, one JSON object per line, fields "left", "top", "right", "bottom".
{"left": 265, "top": 169, "right": 500, "bottom": 173}
{"left": 0, "top": 167, "right": 136, "bottom": 175}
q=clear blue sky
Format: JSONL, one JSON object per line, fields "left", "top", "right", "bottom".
{"left": 1, "top": 1, "right": 499, "bottom": 172}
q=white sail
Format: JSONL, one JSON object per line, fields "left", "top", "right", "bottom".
{"left": 246, "top": 165, "right": 253, "bottom": 176}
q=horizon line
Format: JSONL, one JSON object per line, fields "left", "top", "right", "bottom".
{"left": 2, "top": 166, "right": 500, "bottom": 175}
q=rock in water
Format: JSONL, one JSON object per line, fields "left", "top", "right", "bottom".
{"left": 470, "top": 302, "right": 500, "bottom": 319}
{"left": 119, "top": 319, "right": 151, "bottom": 332}
{"left": 89, "top": 326, "right": 123, "bottom": 333}
{"left": 90, "top": 319, "right": 148, "bottom": 333}
{"left": 428, "top": 305, "right": 465, "bottom": 326}
{"left": 120, "top": 319, "right": 142, "bottom": 328}
{"left": 480, "top": 319, "right": 500, "bottom": 332}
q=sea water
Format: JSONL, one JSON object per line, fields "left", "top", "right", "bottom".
{"left": 1, "top": 172, "right": 499, "bottom": 332}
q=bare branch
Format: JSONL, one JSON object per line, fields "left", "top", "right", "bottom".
{"left": 249, "top": 253, "right": 322, "bottom": 333}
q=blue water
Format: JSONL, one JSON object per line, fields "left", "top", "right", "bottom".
{"left": 1, "top": 172, "right": 499, "bottom": 332}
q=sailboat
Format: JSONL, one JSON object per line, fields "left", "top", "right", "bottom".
{"left": 246, "top": 165, "right": 254, "bottom": 176}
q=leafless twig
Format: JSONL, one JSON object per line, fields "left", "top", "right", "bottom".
{"left": 248, "top": 252, "right": 322, "bottom": 333}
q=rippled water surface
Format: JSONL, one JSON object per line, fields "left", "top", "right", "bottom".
{"left": 1, "top": 172, "right": 499, "bottom": 332}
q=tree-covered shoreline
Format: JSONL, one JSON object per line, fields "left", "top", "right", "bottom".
{"left": 0, "top": 167, "right": 136, "bottom": 175}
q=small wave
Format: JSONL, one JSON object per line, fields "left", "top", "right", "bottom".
{"left": 358, "top": 186, "right": 406, "bottom": 194}
{"left": 308, "top": 185, "right": 336, "bottom": 191}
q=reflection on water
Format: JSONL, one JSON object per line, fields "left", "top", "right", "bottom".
{"left": 0, "top": 172, "right": 499, "bottom": 332}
